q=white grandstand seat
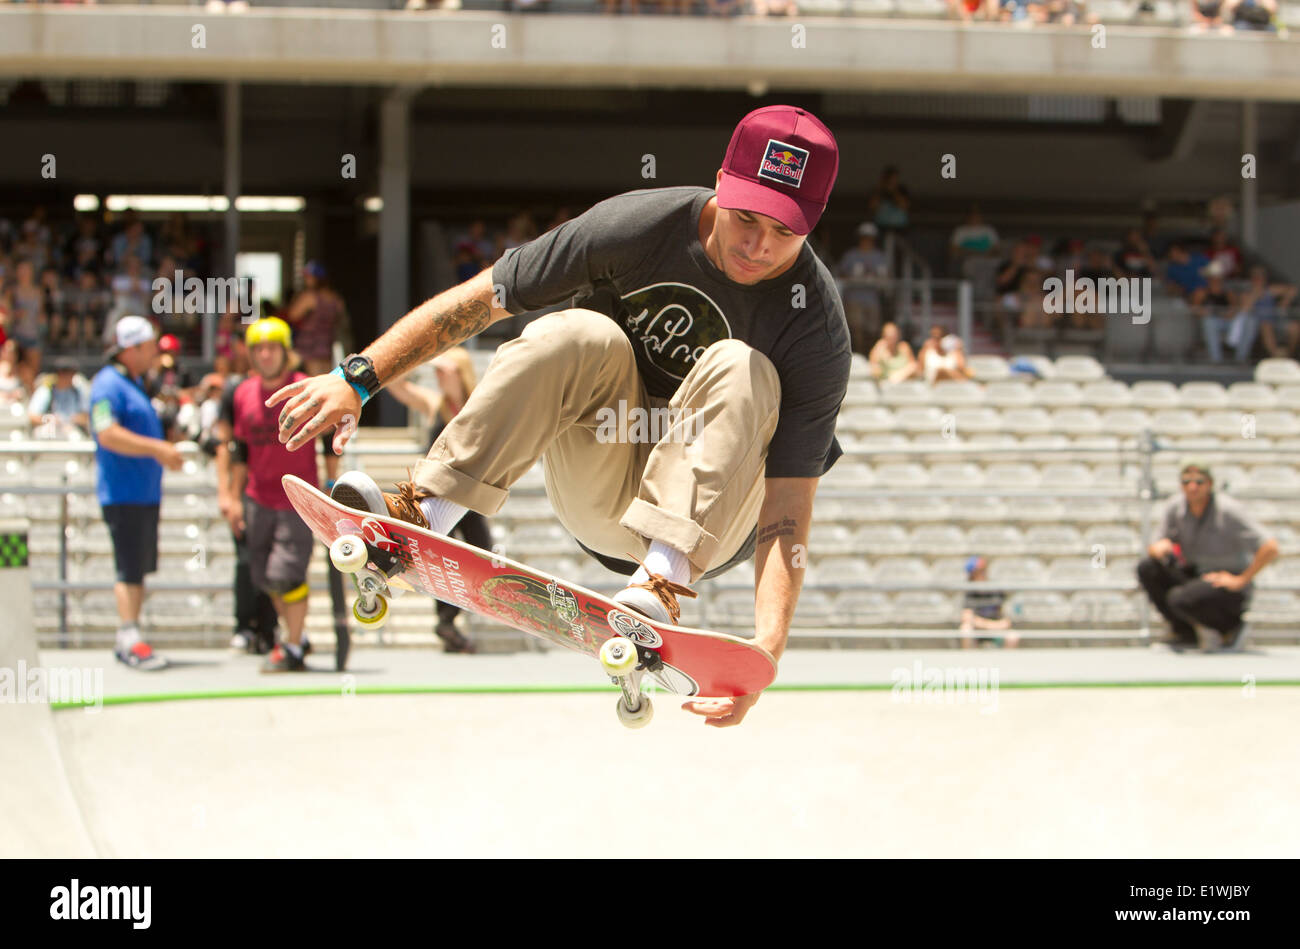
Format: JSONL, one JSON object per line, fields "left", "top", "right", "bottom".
{"left": 1129, "top": 380, "right": 1180, "bottom": 409}
{"left": 930, "top": 380, "right": 986, "bottom": 406}
{"left": 1001, "top": 407, "right": 1053, "bottom": 435}
{"left": 909, "top": 524, "right": 967, "bottom": 555}
{"left": 1246, "top": 590, "right": 1299, "bottom": 624}
{"left": 930, "top": 556, "right": 972, "bottom": 584}
{"left": 1024, "top": 524, "right": 1085, "bottom": 555}
{"left": 892, "top": 496, "right": 953, "bottom": 521}
{"left": 1198, "top": 410, "right": 1250, "bottom": 439}
{"left": 1273, "top": 386, "right": 1300, "bottom": 410}
{"left": 1098, "top": 408, "right": 1152, "bottom": 437}
{"left": 710, "top": 589, "right": 756, "bottom": 626}
{"left": 1033, "top": 381, "right": 1084, "bottom": 407}
{"left": 847, "top": 497, "right": 900, "bottom": 522}
{"left": 892, "top": 0, "right": 949, "bottom": 17}
{"left": 1246, "top": 465, "right": 1300, "bottom": 494}
{"left": 1064, "top": 496, "right": 1126, "bottom": 523}
{"left": 841, "top": 380, "right": 881, "bottom": 407}
{"left": 967, "top": 355, "right": 1011, "bottom": 382}
{"left": 984, "top": 380, "right": 1035, "bottom": 408}
{"left": 1038, "top": 461, "right": 1091, "bottom": 487}
{"left": 800, "top": 0, "right": 850, "bottom": 15}
{"left": 967, "top": 525, "right": 1027, "bottom": 555}
{"left": 532, "top": 556, "right": 583, "bottom": 579}
{"left": 810, "top": 523, "right": 856, "bottom": 555}
{"left": 514, "top": 463, "right": 545, "bottom": 490}
{"left": 1053, "top": 355, "right": 1106, "bottom": 382}
{"left": 810, "top": 557, "right": 873, "bottom": 588}
{"left": 855, "top": 524, "right": 912, "bottom": 555}
{"left": 878, "top": 380, "right": 934, "bottom": 405}
{"left": 1048, "top": 557, "right": 1107, "bottom": 587}
{"left": 848, "top": 353, "right": 872, "bottom": 380}
{"left": 1216, "top": 464, "right": 1251, "bottom": 493}
{"left": 874, "top": 462, "right": 931, "bottom": 486}
{"left": 1083, "top": 524, "right": 1141, "bottom": 557}
{"left": 1254, "top": 410, "right": 1300, "bottom": 438}
{"left": 1010, "top": 496, "right": 1068, "bottom": 522}
{"left": 1269, "top": 524, "right": 1299, "bottom": 555}
{"left": 987, "top": 556, "right": 1046, "bottom": 584}
{"left": 952, "top": 496, "right": 1009, "bottom": 521}
{"left": 508, "top": 523, "right": 576, "bottom": 554}
{"left": 1051, "top": 407, "right": 1104, "bottom": 437}
{"left": 1020, "top": 434, "right": 1076, "bottom": 451}
{"left": 894, "top": 405, "right": 947, "bottom": 433}
{"left": 1178, "top": 381, "right": 1229, "bottom": 409}
{"left": 871, "top": 558, "right": 934, "bottom": 586}
{"left": 967, "top": 432, "right": 1018, "bottom": 446}
{"left": 950, "top": 407, "right": 1005, "bottom": 434}
{"left": 1254, "top": 358, "right": 1300, "bottom": 385}
{"left": 837, "top": 406, "right": 896, "bottom": 435}
{"left": 1227, "top": 382, "right": 1278, "bottom": 410}
{"left": 1080, "top": 380, "right": 1133, "bottom": 408}
{"left": 835, "top": 591, "right": 894, "bottom": 627}
{"left": 892, "top": 591, "right": 959, "bottom": 625}
{"left": 1150, "top": 409, "right": 1203, "bottom": 438}
{"left": 1008, "top": 591, "right": 1072, "bottom": 624}
{"left": 1256, "top": 558, "right": 1300, "bottom": 590}
{"left": 1070, "top": 591, "right": 1139, "bottom": 626}
{"left": 984, "top": 461, "right": 1042, "bottom": 487}
{"left": 1009, "top": 354, "right": 1056, "bottom": 379}
{"left": 903, "top": 430, "right": 951, "bottom": 447}
{"left": 822, "top": 462, "right": 875, "bottom": 490}
{"left": 927, "top": 462, "right": 985, "bottom": 487}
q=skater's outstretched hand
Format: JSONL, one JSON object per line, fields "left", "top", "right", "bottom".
{"left": 682, "top": 692, "right": 761, "bottom": 728}
{"left": 265, "top": 372, "right": 361, "bottom": 455}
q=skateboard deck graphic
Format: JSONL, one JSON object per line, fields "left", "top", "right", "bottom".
{"left": 283, "top": 476, "right": 776, "bottom": 698}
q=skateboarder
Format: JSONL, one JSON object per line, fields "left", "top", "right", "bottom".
{"left": 270, "top": 106, "right": 850, "bottom": 725}
{"left": 219, "top": 317, "right": 339, "bottom": 672}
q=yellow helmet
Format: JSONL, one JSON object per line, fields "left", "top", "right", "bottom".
{"left": 245, "top": 317, "right": 293, "bottom": 350}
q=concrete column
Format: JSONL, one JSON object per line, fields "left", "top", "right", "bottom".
{"left": 217, "top": 81, "right": 241, "bottom": 363}
{"left": 377, "top": 87, "right": 415, "bottom": 426}
{"left": 1241, "top": 99, "right": 1258, "bottom": 250}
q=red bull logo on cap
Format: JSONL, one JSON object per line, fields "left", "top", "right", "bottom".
{"left": 757, "top": 139, "right": 809, "bottom": 188}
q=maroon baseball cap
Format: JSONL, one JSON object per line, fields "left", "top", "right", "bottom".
{"left": 717, "top": 105, "right": 839, "bottom": 236}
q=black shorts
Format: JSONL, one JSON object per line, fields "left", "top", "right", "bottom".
{"left": 102, "top": 503, "right": 160, "bottom": 584}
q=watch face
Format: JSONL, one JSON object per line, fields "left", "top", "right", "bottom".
{"left": 345, "top": 356, "right": 369, "bottom": 376}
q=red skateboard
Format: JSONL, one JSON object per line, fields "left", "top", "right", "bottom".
{"left": 282, "top": 476, "right": 776, "bottom": 727}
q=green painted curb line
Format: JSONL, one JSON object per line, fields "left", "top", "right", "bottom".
{"left": 49, "top": 678, "right": 1300, "bottom": 710}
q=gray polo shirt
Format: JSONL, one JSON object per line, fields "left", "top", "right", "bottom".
{"left": 1152, "top": 492, "right": 1269, "bottom": 590}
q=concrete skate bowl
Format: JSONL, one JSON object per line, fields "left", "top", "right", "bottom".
{"left": 8, "top": 681, "right": 1300, "bottom": 858}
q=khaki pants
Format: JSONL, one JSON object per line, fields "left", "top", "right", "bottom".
{"left": 411, "top": 309, "right": 781, "bottom": 582}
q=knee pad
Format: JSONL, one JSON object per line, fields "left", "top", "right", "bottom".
{"left": 271, "top": 581, "right": 311, "bottom": 603}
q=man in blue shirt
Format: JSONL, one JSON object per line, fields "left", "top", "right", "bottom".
{"left": 90, "top": 316, "right": 184, "bottom": 670}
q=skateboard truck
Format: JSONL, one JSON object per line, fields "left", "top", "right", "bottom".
{"left": 329, "top": 535, "right": 390, "bottom": 630}
{"left": 598, "top": 637, "right": 655, "bottom": 729}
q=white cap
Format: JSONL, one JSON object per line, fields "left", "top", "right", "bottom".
{"left": 941, "top": 334, "right": 962, "bottom": 353}
{"left": 113, "top": 315, "right": 156, "bottom": 352}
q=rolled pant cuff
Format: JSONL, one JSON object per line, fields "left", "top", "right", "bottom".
{"left": 620, "top": 498, "right": 720, "bottom": 573}
{"left": 411, "top": 458, "right": 508, "bottom": 516}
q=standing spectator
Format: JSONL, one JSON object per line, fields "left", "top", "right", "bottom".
{"left": 995, "top": 239, "right": 1036, "bottom": 299}
{"left": 836, "top": 223, "right": 888, "bottom": 356}
{"left": 1232, "top": 0, "right": 1278, "bottom": 29}
{"left": 501, "top": 213, "right": 538, "bottom": 254}
{"left": 868, "top": 165, "right": 911, "bottom": 247}
{"left": 65, "top": 271, "right": 110, "bottom": 353}
{"left": 1015, "top": 268, "right": 1052, "bottom": 331}
{"left": 3, "top": 259, "right": 47, "bottom": 386}
{"left": 28, "top": 357, "right": 90, "bottom": 437}
{"left": 868, "top": 322, "right": 920, "bottom": 383}
{"left": 64, "top": 214, "right": 103, "bottom": 281}
{"left": 753, "top": 0, "right": 799, "bottom": 14}
{"left": 220, "top": 317, "right": 338, "bottom": 672}
{"left": 40, "top": 266, "right": 68, "bottom": 354}
{"left": 949, "top": 205, "right": 1000, "bottom": 264}
{"left": 1191, "top": 0, "right": 1234, "bottom": 30}
{"left": 960, "top": 556, "right": 1016, "bottom": 650}
{"left": 1241, "top": 265, "right": 1299, "bottom": 358}
{"left": 90, "top": 316, "right": 185, "bottom": 670}
{"left": 109, "top": 212, "right": 153, "bottom": 272}
{"left": 384, "top": 347, "right": 489, "bottom": 653}
{"left": 1162, "top": 242, "right": 1209, "bottom": 299}
{"left": 1192, "top": 262, "right": 1249, "bottom": 363}
{"left": 1114, "top": 228, "right": 1158, "bottom": 279}
{"left": 1206, "top": 227, "right": 1241, "bottom": 278}
{"left": 1139, "top": 459, "right": 1279, "bottom": 651}
{"left": 284, "top": 261, "right": 348, "bottom": 377}
{"left": 107, "top": 256, "right": 153, "bottom": 338}
{"left": 1069, "top": 247, "right": 1116, "bottom": 331}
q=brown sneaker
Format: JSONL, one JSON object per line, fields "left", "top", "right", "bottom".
{"left": 611, "top": 553, "right": 697, "bottom": 625}
{"left": 331, "top": 470, "right": 432, "bottom": 529}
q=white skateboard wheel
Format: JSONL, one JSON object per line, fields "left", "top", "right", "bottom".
{"left": 616, "top": 694, "right": 654, "bottom": 729}
{"left": 352, "top": 594, "right": 389, "bottom": 628}
{"left": 599, "top": 636, "right": 639, "bottom": 677}
{"left": 330, "top": 536, "right": 369, "bottom": 574}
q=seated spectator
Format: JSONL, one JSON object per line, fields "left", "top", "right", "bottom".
{"left": 1015, "top": 268, "right": 1053, "bottom": 330}
{"left": 1206, "top": 227, "right": 1241, "bottom": 278}
{"left": 869, "top": 322, "right": 920, "bottom": 383}
{"left": 64, "top": 213, "right": 103, "bottom": 281}
{"left": 108, "top": 211, "right": 153, "bottom": 272}
{"left": 1045, "top": 0, "right": 1093, "bottom": 23}
{"left": 753, "top": 0, "right": 799, "bottom": 15}
{"left": 0, "top": 339, "right": 28, "bottom": 406}
{"left": 919, "top": 326, "right": 974, "bottom": 384}
{"left": 948, "top": 0, "right": 995, "bottom": 20}
{"left": 998, "top": 0, "right": 1034, "bottom": 21}
{"left": 1231, "top": 0, "right": 1276, "bottom": 30}
{"left": 64, "top": 271, "right": 110, "bottom": 352}
{"left": 39, "top": 265, "right": 67, "bottom": 352}
{"left": 1240, "top": 265, "right": 1299, "bottom": 358}
{"left": 28, "top": 357, "right": 90, "bottom": 437}
{"left": 949, "top": 205, "right": 1000, "bottom": 264}
{"left": 3, "top": 259, "right": 46, "bottom": 385}
{"left": 1139, "top": 459, "right": 1278, "bottom": 652}
{"left": 837, "top": 223, "right": 888, "bottom": 356}
{"left": 284, "top": 261, "right": 348, "bottom": 377}
{"left": 960, "top": 556, "right": 1017, "bottom": 650}
{"left": 1162, "top": 242, "right": 1209, "bottom": 299}
{"left": 705, "top": 0, "right": 745, "bottom": 15}
{"left": 1191, "top": 0, "right": 1234, "bottom": 31}
{"left": 1192, "top": 262, "right": 1250, "bottom": 363}
{"left": 1068, "top": 247, "right": 1117, "bottom": 331}
{"left": 995, "top": 239, "right": 1036, "bottom": 299}
{"left": 1114, "top": 228, "right": 1158, "bottom": 279}
{"left": 107, "top": 255, "right": 152, "bottom": 340}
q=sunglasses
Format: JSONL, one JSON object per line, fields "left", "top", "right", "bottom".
{"left": 1181, "top": 478, "right": 1208, "bottom": 486}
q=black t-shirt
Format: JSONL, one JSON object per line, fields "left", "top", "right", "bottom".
{"left": 491, "top": 186, "right": 850, "bottom": 478}
{"left": 963, "top": 590, "right": 1006, "bottom": 621}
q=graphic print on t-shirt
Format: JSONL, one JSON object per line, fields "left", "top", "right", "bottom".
{"left": 620, "top": 281, "right": 733, "bottom": 381}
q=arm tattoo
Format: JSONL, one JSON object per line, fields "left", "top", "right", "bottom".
{"left": 387, "top": 299, "right": 491, "bottom": 380}
{"left": 758, "top": 518, "right": 798, "bottom": 546}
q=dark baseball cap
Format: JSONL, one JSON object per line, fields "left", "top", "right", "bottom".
{"left": 717, "top": 105, "right": 839, "bottom": 236}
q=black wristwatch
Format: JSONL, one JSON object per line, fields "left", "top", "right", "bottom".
{"left": 339, "top": 354, "right": 381, "bottom": 400}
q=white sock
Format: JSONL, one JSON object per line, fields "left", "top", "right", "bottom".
{"left": 419, "top": 497, "right": 468, "bottom": 536}
{"left": 283, "top": 641, "right": 303, "bottom": 659}
{"left": 630, "top": 542, "right": 691, "bottom": 586}
{"left": 116, "top": 624, "right": 141, "bottom": 649}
